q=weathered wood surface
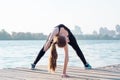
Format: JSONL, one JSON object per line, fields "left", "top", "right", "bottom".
{"left": 0, "top": 64, "right": 120, "bottom": 80}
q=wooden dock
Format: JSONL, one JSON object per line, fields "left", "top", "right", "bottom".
{"left": 0, "top": 64, "right": 120, "bottom": 80}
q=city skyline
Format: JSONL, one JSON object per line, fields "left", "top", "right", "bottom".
{"left": 1, "top": 24, "right": 120, "bottom": 35}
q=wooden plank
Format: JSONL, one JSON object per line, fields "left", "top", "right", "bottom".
{"left": 0, "top": 67, "right": 98, "bottom": 80}
{"left": 0, "top": 69, "right": 58, "bottom": 80}
{"left": 33, "top": 65, "right": 120, "bottom": 79}
{"left": 10, "top": 65, "right": 120, "bottom": 80}
{"left": 3, "top": 68, "right": 90, "bottom": 80}
{"left": 13, "top": 67, "right": 95, "bottom": 80}
{"left": 0, "top": 64, "right": 120, "bottom": 80}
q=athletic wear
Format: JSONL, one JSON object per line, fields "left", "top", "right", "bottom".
{"left": 33, "top": 47, "right": 45, "bottom": 65}
{"left": 32, "top": 24, "right": 91, "bottom": 69}
{"left": 31, "top": 63, "right": 35, "bottom": 70}
{"left": 85, "top": 63, "right": 92, "bottom": 69}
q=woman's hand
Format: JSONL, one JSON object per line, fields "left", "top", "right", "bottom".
{"left": 61, "top": 74, "right": 70, "bottom": 78}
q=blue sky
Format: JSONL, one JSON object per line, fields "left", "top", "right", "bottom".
{"left": 0, "top": 0, "right": 120, "bottom": 34}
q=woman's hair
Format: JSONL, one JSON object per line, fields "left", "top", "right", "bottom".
{"left": 56, "top": 35, "right": 66, "bottom": 47}
{"left": 48, "top": 35, "right": 66, "bottom": 72}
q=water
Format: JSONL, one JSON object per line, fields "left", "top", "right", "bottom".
{"left": 0, "top": 40, "right": 120, "bottom": 69}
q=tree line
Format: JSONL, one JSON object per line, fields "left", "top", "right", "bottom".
{"left": 0, "top": 29, "right": 47, "bottom": 40}
{"left": 0, "top": 24, "right": 120, "bottom": 40}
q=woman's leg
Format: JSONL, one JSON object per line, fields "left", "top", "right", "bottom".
{"left": 31, "top": 34, "right": 52, "bottom": 69}
{"left": 68, "top": 34, "right": 87, "bottom": 65}
{"left": 33, "top": 47, "right": 45, "bottom": 65}
{"left": 68, "top": 34, "right": 92, "bottom": 69}
{"left": 31, "top": 43, "right": 52, "bottom": 69}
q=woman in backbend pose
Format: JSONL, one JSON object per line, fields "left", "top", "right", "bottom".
{"left": 31, "top": 24, "right": 92, "bottom": 77}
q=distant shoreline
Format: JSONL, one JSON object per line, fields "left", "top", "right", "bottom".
{"left": 0, "top": 29, "right": 120, "bottom": 40}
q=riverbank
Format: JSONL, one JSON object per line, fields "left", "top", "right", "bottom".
{"left": 0, "top": 64, "right": 120, "bottom": 80}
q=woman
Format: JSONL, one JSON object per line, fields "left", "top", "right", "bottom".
{"left": 48, "top": 34, "right": 69, "bottom": 77}
{"left": 31, "top": 24, "right": 92, "bottom": 77}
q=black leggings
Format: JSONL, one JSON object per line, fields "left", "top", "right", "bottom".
{"left": 68, "top": 33, "right": 87, "bottom": 65}
{"left": 33, "top": 33, "right": 87, "bottom": 66}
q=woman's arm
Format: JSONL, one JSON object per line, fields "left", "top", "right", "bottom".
{"left": 63, "top": 44, "right": 69, "bottom": 75}
{"left": 43, "top": 27, "right": 59, "bottom": 51}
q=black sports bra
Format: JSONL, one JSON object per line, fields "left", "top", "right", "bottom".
{"left": 56, "top": 24, "right": 70, "bottom": 36}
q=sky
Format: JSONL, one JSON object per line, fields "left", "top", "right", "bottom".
{"left": 0, "top": 0, "right": 120, "bottom": 35}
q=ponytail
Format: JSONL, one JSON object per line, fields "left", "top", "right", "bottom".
{"left": 48, "top": 43, "right": 58, "bottom": 72}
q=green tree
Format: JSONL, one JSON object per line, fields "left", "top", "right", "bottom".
{"left": 0, "top": 29, "right": 11, "bottom": 40}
